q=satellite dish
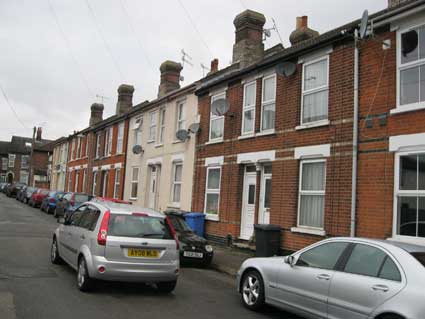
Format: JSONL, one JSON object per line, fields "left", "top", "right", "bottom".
{"left": 188, "top": 123, "right": 200, "bottom": 134}
{"left": 359, "top": 10, "right": 369, "bottom": 39}
{"left": 132, "top": 145, "right": 143, "bottom": 155}
{"left": 402, "top": 30, "right": 418, "bottom": 56}
{"left": 211, "top": 98, "right": 229, "bottom": 116}
{"left": 176, "top": 129, "right": 189, "bottom": 142}
{"left": 276, "top": 62, "right": 296, "bottom": 77}
{"left": 264, "top": 29, "right": 271, "bottom": 38}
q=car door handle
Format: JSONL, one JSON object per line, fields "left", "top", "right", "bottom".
{"left": 316, "top": 274, "right": 331, "bottom": 280}
{"left": 372, "top": 284, "right": 389, "bottom": 292}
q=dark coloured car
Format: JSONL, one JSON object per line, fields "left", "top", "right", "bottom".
{"left": 16, "top": 185, "right": 27, "bottom": 201}
{"left": 54, "top": 192, "right": 93, "bottom": 218}
{"left": 165, "top": 211, "right": 213, "bottom": 266}
{"left": 29, "top": 188, "right": 49, "bottom": 208}
{"left": 0, "top": 183, "right": 8, "bottom": 193}
{"left": 6, "top": 182, "right": 26, "bottom": 198}
{"left": 40, "top": 191, "right": 64, "bottom": 214}
{"left": 23, "top": 187, "right": 36, "bottom": 203}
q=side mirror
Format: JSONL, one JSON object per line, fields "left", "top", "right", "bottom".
{"left": 285, "top": 255, "right": 296, "bottom": 267}
{"left": 57, "top": 217, "right": 65, "bottom": 224}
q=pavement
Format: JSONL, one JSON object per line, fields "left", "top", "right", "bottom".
{"left": 210, "top": 245, "right": 254, "bottom": 277}
{"left": 0, "top": 193, "right": 300, "bottom": 319}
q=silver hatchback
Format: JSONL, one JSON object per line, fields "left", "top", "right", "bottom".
{"left": 51, "top": 199, "right": 179, "bottom": 292}
{"left": 236, "top": 237, "right": 425, "bottom": 319}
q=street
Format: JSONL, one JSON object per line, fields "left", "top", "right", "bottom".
{"left": 0, "top": 194, "right": 297, "bottom": 319}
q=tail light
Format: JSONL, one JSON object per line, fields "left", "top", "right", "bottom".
{"left": 166, "top": 217, "right": 179, "bottom": 250}
{"left": 97, "top": 210, "right": 110, "bottom": 246}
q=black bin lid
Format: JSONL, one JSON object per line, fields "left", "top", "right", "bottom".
{"left": 254, "top": 224, "right": 281, "bottom": 231}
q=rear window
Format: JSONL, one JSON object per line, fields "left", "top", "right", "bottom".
{"left": 411, "top": 252, "right": 425, "bottom": 267}
{"left": 108, "top": 214, "right": 173, "bottom": 239}
{"left": 75, "top": 194, "right": 90, "bottom": 203}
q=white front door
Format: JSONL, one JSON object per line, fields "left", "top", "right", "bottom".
{"left": 240, "top": 169, "right": 257, "bottom": 240}
{"left": 259, "top": 166, "right": 272, "bottom": 224}
{"left": 148, "top": 166, "right": 157, "bottom": 209}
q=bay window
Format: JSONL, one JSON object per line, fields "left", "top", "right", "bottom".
{"left": 261, "top": 74, "right": 276, "bottom": 132}
{"left": 204, "top": 167, "right": 221, "bottom": 219}
{"left": 242, "top": 81, "right": 256, "bottom": 135}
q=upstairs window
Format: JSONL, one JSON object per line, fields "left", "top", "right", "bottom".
{"left": 209, "top": 93, "right": 225, "bottom": 142}
{"left": 176, "top": 101, "right": 186, "bottom": 132}
{"left": 117, "top": 122, "right": 124, "bottom": 154}
{"left": 21, "top": 155, "right": 29, "bottom": 169}
{"left": 71, "top": 139, "right": 76, "bottom": 160}
{"left": 399, "top": 26, "right": 425, "bottom": 107}
{"left": 105, "top": 127, "right": 113, "bottom": 156}
{"left": 76, "top": 137, "right": 81, "bottom": 159}
{"left": 301, "top": 56, "right": 329, "bottom": 125}
{"left": 242, "top": 81, "right": 256, "bottom": 135}
{"left": 261, "top": 75, "right": 276, "bottom": 131}
{"left": 2, "top": 158, "right": 8, "bottom": 170}
{"left": 133, "top": 117, "right": 143, "bottom": 146}
{"left": 159, "top": 108, "right": 166, "bottom": 144}
{"left": 95, "top": 133, "right": 101, "bottom": 158}
{"left": 149, "top": 111, "right": 157, "bottom": 142}
{"left": 8, "top": 154, "right": 15, "bottom": 168}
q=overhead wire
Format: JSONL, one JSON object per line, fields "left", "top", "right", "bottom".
{"left": 0, "top": 83, "right": 27, "bottom": 129}
{"left": 47, "top": 0, "right": 94, "bottom": 98}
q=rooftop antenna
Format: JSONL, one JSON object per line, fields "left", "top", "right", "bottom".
{"left": 200, "top": 63, "right": 210, "bottom": 77}
{"left": 96, "top": 94, "right": 109, "bottom": 104}
{"left": 181, "top": 49, "right": 193, "bottom": 68}
{"left": 263, "top": 18, "right": 284, "bottom": 45}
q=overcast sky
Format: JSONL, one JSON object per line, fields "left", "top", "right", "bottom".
{"left": 0, "top": 0, "right": 387, "bottom": 141}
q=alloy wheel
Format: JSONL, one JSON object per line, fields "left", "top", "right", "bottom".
{"left": 242, "top": 275, "right": 260, "bottom": 306}
{"left": 78, "top": 259, "right": 86, "bottom": 288}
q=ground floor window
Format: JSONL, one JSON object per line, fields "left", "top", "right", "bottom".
{"left": 20, "top": 170, "right": 28, "bottom": 184}
{"left": 114, "top": 168, "right": 120, "bottom": 199}
{"left": 396, "top": 153, "right": 425, "bottom": 238}
{"left": 92, "top": 171, "right": 97, "bottom": 196}
{"left": 204, "top": 166, "right": 221, "bottom": 219}
{"left": 130, "top": 167, "right": 139, "bottom": 199}
{"left": 298, "top": 159, "right": 326, "bottom": 229}
{"left": 171, "top": 162, "right": 182, "bottom": 205}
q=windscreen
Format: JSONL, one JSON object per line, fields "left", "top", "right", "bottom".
{"left": 108, "top": 214, "right": 173, "bottom": 239}
{"left": 75, "top": 194, "right": 90, "bottom": 203}
{"left": 411, "top": 252, "right": 425, "bottom": 267}
{"left": 168, "top": 216, "right": 192, "bottom": 233}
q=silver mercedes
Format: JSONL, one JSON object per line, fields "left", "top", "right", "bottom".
{"left": 236, "top": 237, "right": 425, "bottom": 319}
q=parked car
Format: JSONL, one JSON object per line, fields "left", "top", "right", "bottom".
{"left": 54, "top": 192, "right": 93, "bottom": 218}
{"left": 50, "top": 199, "right": 180, "bottom": 292}
{"left": 0, "top": 183, "right": 7, "bottom": 193}
{"left": 29, "top": 188, "right": 49, "bottom": 208}
{"left": 16, "top": 185, "right": 28, "bottom": 201}
{"left": 165, "top": 211, "right": 213, "bottom": 266}
{"left": 237, "top": 237, "right": 425, "bottom": 319}
{"left": 40, "top": 191, "right": 65, "bottom": 214}
{"left": 6, "top": 182, "right": 26, "bottom": 198}
{"left": 23, "top": 187, "right": 36, "bottom": 203}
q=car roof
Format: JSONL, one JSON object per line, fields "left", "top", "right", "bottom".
{"left": 325, "top": 237, "right": 425, "bottom": 253}
{"left": 90, "top": 200, "right": 164, "bottom": 218}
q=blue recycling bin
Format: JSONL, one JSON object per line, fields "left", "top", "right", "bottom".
{"left": 184, "top": 212, "right": 206, "bottom": 237}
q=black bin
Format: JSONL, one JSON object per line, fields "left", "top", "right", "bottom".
{"left": 254, "top": 224, "right": 281, "bottom": 257}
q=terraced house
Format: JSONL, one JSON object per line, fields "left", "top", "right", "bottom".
{"left": 192, "top": 0, "right": 425, "bottom": 251}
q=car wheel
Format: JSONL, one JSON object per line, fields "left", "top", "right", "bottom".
{"left": 156, "top": 280, "right": 177, "bottom": 293}
{"left": 51, "top": 237, "right": 63, "bottom": 264}
{"left": 77, "top": 257, "right": 94, "bottom": 292}
{"left": 241, "top": 270, "right": 265, "bottom": 311}
{"left": 379, "top": 315, "right": 404, "bottom": 319}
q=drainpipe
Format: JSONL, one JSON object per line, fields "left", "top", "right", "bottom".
{"left": 351, "top": 29, "right": 359, "bottom": 237}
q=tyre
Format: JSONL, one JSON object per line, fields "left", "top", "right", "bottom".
{"left": 379, "top": 315, "right": 404, "bottom": 319}
{"left": 240, "top": 270, "right": 265, "bottom": 311}
{"left": 77, "top": 257, "right": 94, "bottom": 292}
{"left": 50, "top": 237, "right": 63, "bottom": 264}
{"left": 156, "top": 280, "right": 177, "bottom": 293}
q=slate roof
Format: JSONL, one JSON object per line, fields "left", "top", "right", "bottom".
{"left": 0, "top": 135, "right": 53, "bottom": 155}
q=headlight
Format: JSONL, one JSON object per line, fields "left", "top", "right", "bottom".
{"left": 205, "top": 245, "right": 213, "bottom": 252}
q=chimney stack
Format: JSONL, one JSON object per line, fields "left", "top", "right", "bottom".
{"left": 36, "top": 127, "right": 42, "bottom": 141}
{"left": 388, "top": 0, "right": 409, "bottom": 8}
{"left": 289, "top": 16, "right": 319, "bottom": 46}
{"left": 116, "top": 84, "right": 134, "bottom": 115}
{"left": 158, "top": 60, "right": 183, "bottom": 98}
{"left": 209, "top": 58, "right": 219, "bottom": 75}
{"left": 232, "top": 10, "right": 266, "bottom": 68}
{"left": 89, "top": 103, "right": 104, "bottom": 126}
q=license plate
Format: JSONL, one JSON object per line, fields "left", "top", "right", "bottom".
{"left": 127, "top": 248, "right": 159, "bottom": 258}
{"left": 183, "top": 251, "right": 203, "bottom": 258}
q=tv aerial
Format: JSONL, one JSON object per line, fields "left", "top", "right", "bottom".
{"left": 211, "top": 98, "right": 230, "bottom": 117}
{"left": 188, "top": 123, "right": 201, "bottom": 134}
{"left": 263, "top": 18, "right": 284, "bottom": 45}
{"left": 200, "top": 63, "right": 210, "bottom": 77}
{"left": 181, "top": 49, "right": 193, "bottom": 68}
{"left": 276, "top": 62, "right": 297, "bottom": 77}
{"left": 176, "top": 129, "right": 190, "bottom": 142}
{"left": 132, "top": 145, "right": 143, "bottom": 155}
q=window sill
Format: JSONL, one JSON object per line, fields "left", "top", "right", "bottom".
{"left": 147, "top": 140, "right": 155, "bottom": 144}
{"left": 238, "top": 134, "right": 255, "bottom": 140}
{"left": 390, "top": 103, "right": 425, "bottom": 115}
{"left": 205, "top": 214, "right": 219, "bottom": 222}
{"left": 256, "top": 129, "right": 275, "bottom": 137}
{"left": 155, "top": 144, "right": 164, "bottom": 148}
{"left": 295, "top": 120, "right": 329, "bottom": 131}
{"left": 172, "top": 140, "right": 182, "bottom": 144}
{"left": 291, "top": 227, "right": 326, "bottom": 236}
{"left": 168, "top": 203, "right": 181, "bottom": 209}
{"left": 129, "top": 197, "right": 137, "bottom": 201}
{"left": 205, "top": 140, "right": 223, "bottom": 145}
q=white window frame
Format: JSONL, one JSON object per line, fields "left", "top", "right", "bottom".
{"left": 76, "top": 137, "right": 81, "bottom": 159}
{"left": 393, "top": 150, "right": 425, "bottom": 245}
{"left": 92, "top": 171, "right": 97, "bottom": 195}
{"left": 95, "top": 133, "right": 101, "bottom": 158}
{"left": 8, "top": 154, "right": 15, "bottom": 168}
{"left": 394, "top": 23, "right": 425, "bottom": 114}
{"left": 204, "top": 166, "right": 222, "bottom": 221}
{"left": 21, "top": 155, "right": 29, "bottom": 169}
{"left": 176, "top": 101, "right": 186, "bottom": 132}
{"left": 82, "top": 169, "right": 87, "bottom": 193}
{"left": 85, "top": 135, "right": 89, "bottom": 157}
{"left": 130, "top": 167, "right": 139, "bottom": 199}
{"left": 20, "top": 170, "right": 28, "bottom": 184}
{"left": 2, "top": 158, "right": 7, "bottom": 170}
{"left": 300, "top": 55, "right": 329, "bottom": 126}
{"left": 296, "top": 158, "right": 326, "bottom": 231}
{"left": 133, "top": 117, "right": 143, "bottom": 146}
{"left": 159, "top": 108, "right": 166, "bottom": 144}
{"left": 105, "top": 127, "right": 113, "bottom": 156}
{"left": 209, "top": 93, "right": 225, "bottom": 142}
{"left": 260, "top": 74, "right": 276, "bottom": 132}
{"left": 241, "top": 81, "right": 256, "bottom": 136}
{"left": 170, "top": 161, "right": 183, "bottom": 207}
{"left": 71, "top": 139, "right": 76, "bottom": 160}
{"left": 117, "top": 122, "right": 124, "bottom": 154}
{"left": 148, "top": 111, "right": 157, "bottom": 142}
{"left": 114, "top": 168, "right": 121, "bottom": 199}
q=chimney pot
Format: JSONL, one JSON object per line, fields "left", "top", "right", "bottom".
{"left": 289, "top": 15, "right": 319, "bottom": 46}
{"left": 158, "top": 60, "right": 183, "bottom": 98}
{"left": 209, "top": 58, "right": 219, "bottom": 74}
{"left": 116, "top": 84, "right": 134, "bottom": 115}
{"left": 36, "top": 127, "right": 42, "bottom": 141}
{"left": 388, "top": 0, "right": 409, "bottom": 8}
{"left": 89, "top": 103, "right": 104, "bottom": 126}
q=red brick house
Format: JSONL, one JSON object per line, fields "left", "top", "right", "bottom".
{"left": 192, "top": 0, "right": 425, "bottom": 251}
